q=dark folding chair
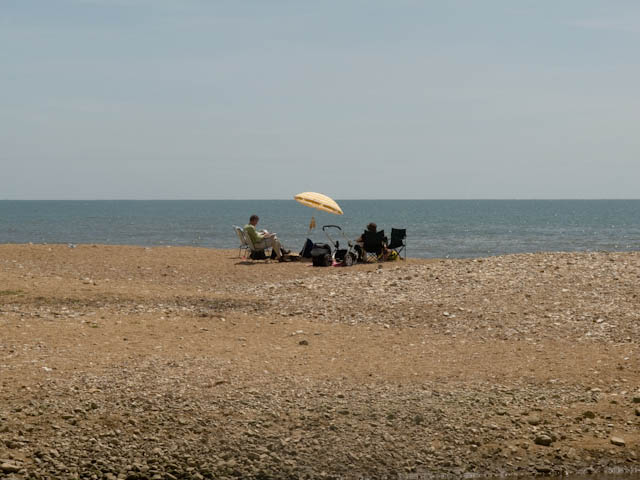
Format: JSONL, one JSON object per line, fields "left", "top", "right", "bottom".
{"left": 362, "top": 230, "right": 387, "bottom": 262}
{"left": 388, "top": 228, "right": 407, "bottom": 259}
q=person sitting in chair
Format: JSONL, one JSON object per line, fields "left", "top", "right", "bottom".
{"left": 356, "top": 222, "right": 389, "bottom": 261}
{"left": 244, "top": 214, "right": 285, "bottom": 261}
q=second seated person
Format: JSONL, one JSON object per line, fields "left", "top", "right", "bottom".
{"left": 356, "top": 222, "right": 389, "bottom": 261}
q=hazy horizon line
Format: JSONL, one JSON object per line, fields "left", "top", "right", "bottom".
{"left": 2, "top": 198, "right": 640, "bottom": 202}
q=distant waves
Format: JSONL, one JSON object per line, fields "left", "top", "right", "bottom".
{"left": 1, "top": 200, "right": 639, "bottom": 258}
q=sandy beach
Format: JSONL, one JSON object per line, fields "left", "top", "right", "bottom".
{"left": 1, "top": 244, "right": 639, "bottom": 479}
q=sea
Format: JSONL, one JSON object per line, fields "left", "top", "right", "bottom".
{"left": 1, "top": 200, "right": 639, "bottom": 259}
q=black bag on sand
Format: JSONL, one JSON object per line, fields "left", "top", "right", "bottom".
{"left": 272, "top": 247, "right": 291, "bottom": 259}
{"left": 311, "top": 243, "right": 332, "bottom": 267}
{"left": 250, "top": 250, "right": 267, "bottom": 260}
{"left": 300, "top": 238, "right": 314, "bottom": 258}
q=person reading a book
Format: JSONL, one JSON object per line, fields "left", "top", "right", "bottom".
{"left": 244, "top": 214, "right": 284, "bottom": 261}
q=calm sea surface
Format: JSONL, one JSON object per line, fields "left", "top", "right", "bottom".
{"left": 1, "top": 200, "right": 639, "bottom": 259}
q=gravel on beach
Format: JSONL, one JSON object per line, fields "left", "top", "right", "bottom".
{"left": 1, "top": 244, "right": 639, "bottom": 479}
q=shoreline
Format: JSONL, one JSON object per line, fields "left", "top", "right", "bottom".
{"left": 1, "top": 244, "right": 639, "bottom": 478}
{"left": 2, "top": 240, "right": 639, "bottom": 260}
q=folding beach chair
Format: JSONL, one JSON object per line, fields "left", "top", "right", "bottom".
{"left": 388, "top": 228, "right": 407, "bottom": 259}
{"left": 233, "top": 226, "right": 251, "bottom": 258}
{"left": 240, "top": 225, "right": 275, "bottom": 260}
{"left": 362, "top": 230, "right": 387, "bottom": 262}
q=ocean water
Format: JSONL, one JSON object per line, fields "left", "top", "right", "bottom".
{"left": 1, "top": 200, "right": 639, "bottom": 259}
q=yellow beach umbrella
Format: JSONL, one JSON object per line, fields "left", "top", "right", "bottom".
{"left": 294, "top": 192, "right": 343, "bottom": 215}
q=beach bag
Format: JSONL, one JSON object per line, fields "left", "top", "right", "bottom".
{"left": 270, "top": 247, "right": 290, "bottom": 259}
{"left": 300, "top": 238, "right": 314, "bottom": 258}
{"left": 250, "top": 250, "right": 267, "bottom": 260}
{"left": 311, "top": 243, "right": 332, "bottom": 267}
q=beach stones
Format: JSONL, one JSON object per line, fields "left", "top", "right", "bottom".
{"left": 534, "top": 435, "right": 553, "bottom": 446}
{"left": 3, "top": 246, "right": 640, "bottom": 479}
{"left": 1, "top": 463, "right": 21, "bottom": 473}
{"left": 526, "top": 415, "right": 542, "bottom": 425}
{"left": 535, "top": 464, "right": 552, "bottom": 474}
{"left": 610, "top": 437, "right": 626, "bottom": 447}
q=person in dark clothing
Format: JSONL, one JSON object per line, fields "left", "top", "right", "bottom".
{"left": 356, "top": 222, "right": 389, "bottom": 261}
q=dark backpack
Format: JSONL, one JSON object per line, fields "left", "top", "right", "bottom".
{"left": 249, "top": 250, "right": 267, "bottom": 260}
{"left": 310, "top": 243, "right": 332, "bottom": 267}
{"left": 300, "top": 238, "right": 314, "bottom": 258}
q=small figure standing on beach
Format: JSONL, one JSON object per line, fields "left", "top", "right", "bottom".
{"left": 244, "top": 214, "right": 284, "bottom": 261}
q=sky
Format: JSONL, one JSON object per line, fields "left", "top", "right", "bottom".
{"left": 1, "top": 0, "right": 639, "bottom": 200}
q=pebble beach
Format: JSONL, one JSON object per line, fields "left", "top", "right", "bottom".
{"left": 1, "top": 244, "right": 639, "bottom": 479}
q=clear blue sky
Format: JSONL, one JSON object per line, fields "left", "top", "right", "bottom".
{"left": 2, "top": 0, "right": 639, "bottom": 199}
